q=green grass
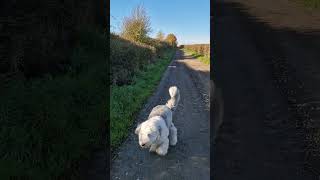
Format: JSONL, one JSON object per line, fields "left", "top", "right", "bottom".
{"left": 293, "top": 0, "right": 320, "bottom": 9}
{"left": 110, "top": 49, "right": 175, "bottom": 150}
{"left": 303, "top": 0, "right": 320, "bottom": 8}
{"left": 0, "top": 29, "right": 107, "bottom": 180}
{"left": 183, "top": 49, "right": 210, "bottom": 65}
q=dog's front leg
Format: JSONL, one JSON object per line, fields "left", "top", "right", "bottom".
{"left": 156, "top": 138, "right": 169, "bottom": 156}
{"left": 149, "top": 144, "right": 158, "bottom": 152}
{"left": 169, "top": 124, "right": 177, "bottom": 146}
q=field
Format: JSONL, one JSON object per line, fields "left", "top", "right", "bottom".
{"left": 182, "top": 44, "right": 210, "bottom": 65}
{"left": 182, "top": 44, "right": 210, "bottom": 57}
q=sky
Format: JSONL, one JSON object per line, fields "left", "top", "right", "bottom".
{"left": 110, "top": 0, "right": 210, "bottom": 45}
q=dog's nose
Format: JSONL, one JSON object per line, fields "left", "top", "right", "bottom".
{"left": 141, "top": 143, "right": 146, "bottom": 147}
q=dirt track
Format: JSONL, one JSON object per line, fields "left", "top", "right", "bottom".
{"left": 111, "top": 50, "right": 210, "bottom": 180}
{"left": 213, "top": 0, "right": 320, "bottom": 179}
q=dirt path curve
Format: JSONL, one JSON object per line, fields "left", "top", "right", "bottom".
{"left": 111, "top": 50, "right": 210, "bottom": 180}
{"left": 213, "top": 0, "right": 320, "bottom": 179}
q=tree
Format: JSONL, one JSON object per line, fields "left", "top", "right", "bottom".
{"left": 165, "top": 33, "right": 177, "bottom": 47}
{"left": 156, "top": 31, "right": 165, "bottom": 41}
{"left": 120, "top": 4, "right": 151, "bottom": 43}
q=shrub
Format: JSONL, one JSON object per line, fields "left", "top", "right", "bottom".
{"left": 156, "top": 31, "right": 165, "bottom": 41}
{"left": 0, "top": 30, "right": 107, "bottom": 180}
{"left": 143, "top": 37, "right": 171, "bottom": 58}
{"left": 120, "top": 4, "right": 151, "bottom": 43}
{"left": 1, "top": 0, "right": 106, "bottom": 78}
{"left": 165, "top": 34, "right": 177, "bottom": 47}
{"left": 110, "top": 34, "right": 156, "bottom": 85}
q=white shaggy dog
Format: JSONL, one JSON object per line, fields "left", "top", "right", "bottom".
{"left": 135, "top": 86, "right": 180, "bottom": 156}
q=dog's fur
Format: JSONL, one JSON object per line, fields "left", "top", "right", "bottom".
{"left": 135, "top": 86, "right": 180, "bottom": 156}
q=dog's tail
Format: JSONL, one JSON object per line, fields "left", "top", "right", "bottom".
{"left": 166, "top": 86, "right": 180, "bottom": 111}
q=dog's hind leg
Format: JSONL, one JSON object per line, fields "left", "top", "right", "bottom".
{"left": 169, "top": 124, "right": 177, "bottom": 146}
{"left": 156, "top": 138, "right": 169, "bottom": 156}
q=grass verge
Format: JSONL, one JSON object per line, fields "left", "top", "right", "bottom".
{"left": 0, "top": 29, "right": 107, "bottom": 180}
{"left": 303, "top": 0, "right": 320, "bottom": 8}
{"left": 183, "top": 49, "right": 210, "bottom": 65}
{"left": 292, "top": 0, "right": 320, "bottom": 9}
{"left": 110, "top": 49, "right": 175, "bottom": 150}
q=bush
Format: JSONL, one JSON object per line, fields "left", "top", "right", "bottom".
{"left": 120, "top": 4, "right": 151, "bottom": 43}
{"left": 1, "top": 0, "right": 106, "bottom": 78}
{"left": 0, "top": 30, "right": 107, "bottom": 180}
{"left": 110, "top": 34, "right": 156, "bottom": 85}
{"left": 165, "top": 34, "right": 177, "bottom": 47}
{"left": 110, "top": 34, "right": 172, "bottom": 86}
{"left": 144, "top": 37, "right": 171, "bottom": 57}
{"left": 156, "top": 31, "right": 165, "bottom": 41}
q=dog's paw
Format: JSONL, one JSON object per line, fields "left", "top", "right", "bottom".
{"left": 149, "top": 145, "right": 157, "bottom": 152}
{"left": 170, "top": 139, "right": 177, "bottom": 146}
{"left": 169, "top": 135, "right": 177, "bottom": 146}
{"left": 156, "top": 147, "right": 168, "bottom": 156}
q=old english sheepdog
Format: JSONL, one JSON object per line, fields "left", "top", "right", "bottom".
{"left": 135, "top": 86, "right": 180, "bottom": 156}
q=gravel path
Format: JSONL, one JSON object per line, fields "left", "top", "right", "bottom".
{"left": 213, "top": 0, "right": 320, "bottom": 179}
{"left": 111, "top": 50, "right": 210, "bottom": 180}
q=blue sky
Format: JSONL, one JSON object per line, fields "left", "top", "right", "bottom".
{"left": 110, "top": 0, "right": 210, "bottom": 45}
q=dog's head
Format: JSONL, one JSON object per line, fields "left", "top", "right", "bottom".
{"left": 135, "top": 121, "right": 160, "bottom": 148}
